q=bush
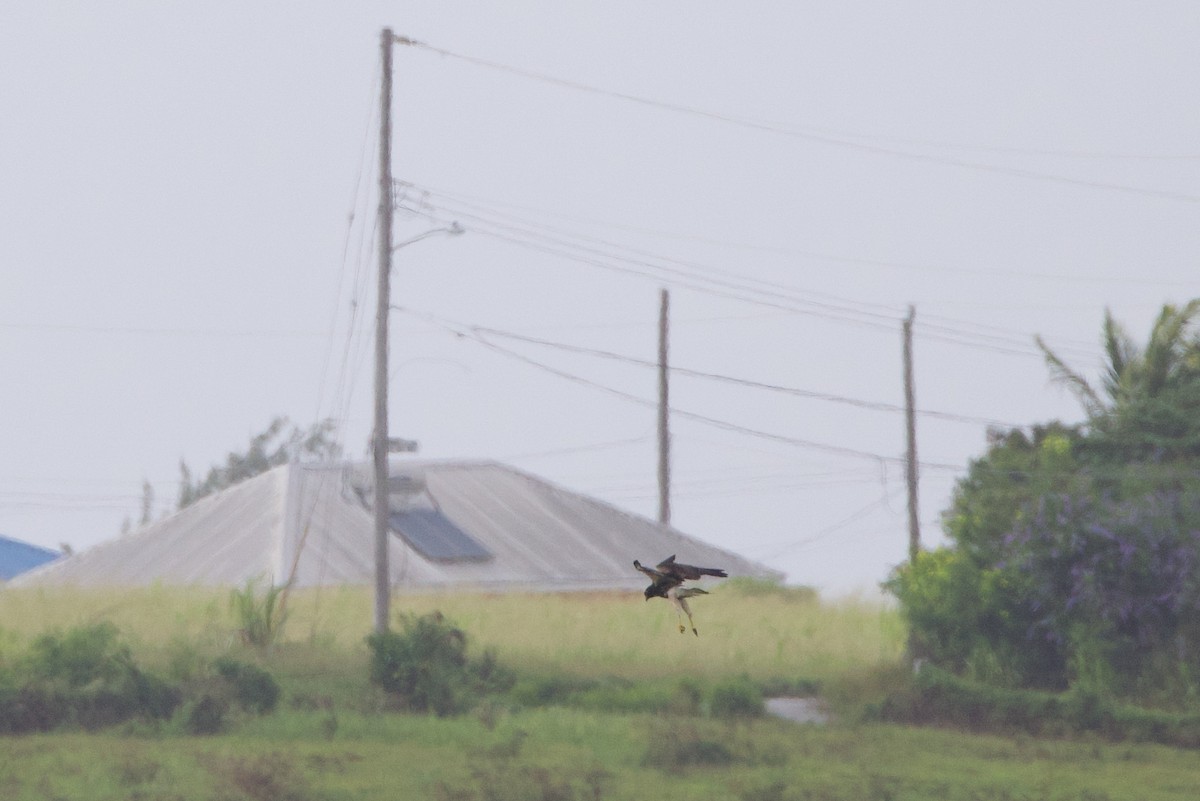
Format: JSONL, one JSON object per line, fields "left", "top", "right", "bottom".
{"left": 214, "top": 657, "right": 280, "bottom": 714}
{"left": 708, "top": 676, "right": 764, "bottom": 719}
{"left": 642, "top": 720, "right": 733, "bottom": 771}
{"left": 367, "top": 611, "right": 512, "bottom": 716}
{"left": 22, "top": 622, "right": 129, "bottom": 686}
{"left": 509, "top": 674, "right": 595, "bottom": 708}
{"left": 184, "top": 693, "right": 229, "bottom": 735}
{"left": 880, "top": 664, "right": 1200, "bottom": 747}
{"left": 886, "top": 548, "right": 1061, "bottom": 689}
{"left": 896, "top": 419, "right": 1200, "bottom": 703}
{"left": 0, "top": 623, "right": 180, "bottom": 733}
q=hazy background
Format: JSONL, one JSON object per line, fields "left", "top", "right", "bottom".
{"left": 3, "top": 2, "right": 1198, "bottom": 594}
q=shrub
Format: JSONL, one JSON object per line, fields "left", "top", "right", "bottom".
{"left": 886, "top": 548, "right": 1061, "bottom": 688}
{"left": 0, "top": 623, "right": 180, "bottom": 733}
{"left": 366, "top": 611, "right": 512, "bottom": 716}
{"left": 642, "top": 720, "right": 733, "bottom": 771}
{"left": 184, "top": 693, "right": 228, "bottom": 735}
{"left": 881, "top": 664, "right": 1200, "bottom": 747}
{"left": 22, "top": 622, "right": 129, "bottom": 686}
{"left": 214, "top": 657, "right": 280, "bottom": 714}
{"left": 897, "top": 418, "right": 1200, "bottom": 703}
{"left": 509, "top": 675, "right": 595, "bottom": 708}
{"left": 708, "top": 676, "right": 764, "bottom": 719}
{"left": 509, "top": 676, "right": 710, "bottom": 717}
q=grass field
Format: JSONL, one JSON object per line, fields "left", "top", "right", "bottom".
{"left": 2, "top": 582, "right": 1199, "bottom": 800}
{"left": 0, "top": 581, "right": 903, "bottom": 684}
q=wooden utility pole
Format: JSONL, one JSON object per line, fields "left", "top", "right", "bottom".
{"left": 902, "top": 305, "right": 920, "bottom": 562}
{"left": 373, "top": 27, "right": 395, "bottom": 634}
{"left": 657, "top": 289, "right": 671, "bottom": 526}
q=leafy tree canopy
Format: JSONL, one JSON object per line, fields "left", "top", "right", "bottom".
{"left": 178, "top": 417, "right": 343, "bottom": 509}
{"left": 1038, "top": 299, "right": 1200, "bottom": 461}
{"left": 891, "top": 302, "right": 1200, "bottom": 700}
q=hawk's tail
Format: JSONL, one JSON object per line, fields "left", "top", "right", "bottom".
{"left": 674, "top": 587, "right": 709, "bottom": 598}
{"left": 698, "top": 567, "right": 728, "bottom": 578}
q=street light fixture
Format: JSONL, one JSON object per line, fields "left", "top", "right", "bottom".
{"left": 391, "top": 221, "right": 463, "bottom": 253}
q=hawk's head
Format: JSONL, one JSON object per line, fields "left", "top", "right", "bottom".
{"left": 643, "top": 584, "right": 667, "bottom": 601}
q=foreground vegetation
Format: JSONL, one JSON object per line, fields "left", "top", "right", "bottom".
{"left": 2, "top": 583, "right": 1200, "bottom": 799}
{"left": 890, "top": 303, "right": 1200, "bottom": 704}
{"left": 0, "top": 580, "right": 900, "bottom": 685}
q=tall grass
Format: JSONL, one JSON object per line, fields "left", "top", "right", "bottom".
{"left": 5, "top": 707, "right": 1200, "bottom": 800}
{"left": 6, "top": 586, "right": 1200, "bottom": 799}
{"left": 0, "top": 583, "right": 903, "bottom": 685}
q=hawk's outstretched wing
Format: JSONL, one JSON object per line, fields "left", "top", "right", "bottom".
{"left": 633, "top": 558, "right": 681, "bottom": 597}
{"left": 655, "top": 554, "right": 728, "bottom": 581}
{"left": 634, "top": 556, "right": 726, "bottom": 636}
{"left": 634, "top": 554, "right": 727, "bottom": 604}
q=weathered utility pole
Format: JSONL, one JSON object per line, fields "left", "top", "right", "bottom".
{"left": 657, "top": 289, "right": 671, "bottom": 526}
{"left": 373, "top": 27, "right": 396, "bottom": 634}
{"left": 902, "top": 305, "right": 920, "bottom": 562}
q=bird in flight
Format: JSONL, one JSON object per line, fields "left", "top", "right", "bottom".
{"left": 634, "top": 554, "right": 728, "bottom": 636}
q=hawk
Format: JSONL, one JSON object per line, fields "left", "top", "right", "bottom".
{"left": 634, "top": 554, "right": 727, "bottom": 636}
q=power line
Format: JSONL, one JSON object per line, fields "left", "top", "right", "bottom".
{"left": 0, "top": 322, "right": 331, "bottom": 338}
{"left": 399, "top": 38, "right": 1200, "bottom": 205}
{"left": 470, "top": 324, "right": 1022, "bottom": 427}
{"left": 402, "top": 308, "right": 975, "bottom": 468}
{"left": 408, "top": 181, "right": 1198, "bottom": 291}
{"left": 466, "top": 211, "right": 1094, "bottom": 362}
{"left": 313, "top": 58, "right": 383, "bottom": 433}
{"left": 401, "top": 184, "right": 1102, "bottom": 362}
{"left": 500, "top": 433, "right": 654, "bottom": 461}
{"left": 752, "top": 491, "right": 902, "bottom": 561}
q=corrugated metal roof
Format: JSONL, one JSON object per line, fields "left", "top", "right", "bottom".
{"left": 0, "top": 534, "right": 61, "bottom": 581}
{"left": 14, "top": 460, "right": 782, "bottom": 591}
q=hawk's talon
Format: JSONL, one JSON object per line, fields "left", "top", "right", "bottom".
{"left": 692, "top": 628, "right": 699, "bottom": 636}
{"left": 678, "top": 624, "right": 686, "bottom": 634}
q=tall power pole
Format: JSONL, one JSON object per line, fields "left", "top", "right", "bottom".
{"left": 373, "top": 28, "right": 396, "bottom": 634}
{"left": 902, "top": 305, "right": 920, "bottom": 562}
{"left": 657, "top": 289, "right": 671, "bottom": 526}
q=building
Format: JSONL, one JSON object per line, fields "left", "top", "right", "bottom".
{"left": 14, "top": 460, "right": 779, "bottom": 590}
{"left": 0, "top": 534, "right": 60, "bottom": 582}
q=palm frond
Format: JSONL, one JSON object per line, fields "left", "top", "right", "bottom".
{"left": 1035, "top": 335, "right": 1104, "bottom": 418}
{"left": 1142, "top": 300, "right": 1200, "bottom": 396}
{"left": 1101, "top": 308, "right": 1137, "bottom": 402}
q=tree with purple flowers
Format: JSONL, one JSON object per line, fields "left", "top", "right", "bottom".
{"left": 890, "top": 302, "right": 1200, "bottom": 703}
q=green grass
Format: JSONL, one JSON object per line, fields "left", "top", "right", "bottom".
{"left": 0, "top": 582, "right": 903, "bottom": 685}
{"left": 4, "top": 708, "right": 1200, "bottom": 800}
{"left": 2, "top": 584, "right": 1200, "bottom": 799}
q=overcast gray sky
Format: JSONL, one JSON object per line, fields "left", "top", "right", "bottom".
{"left": 3, "top": 3, "right": 1199, "bottom": 594}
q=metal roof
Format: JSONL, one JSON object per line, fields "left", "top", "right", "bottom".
{"left": 13, "top": 460, "right": 781, "bottom": 591}
{"left": 0, "top": 534, "right": 61, "bottom": 581}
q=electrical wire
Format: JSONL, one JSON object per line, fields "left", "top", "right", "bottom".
{"left": 752, "top": 491, "right": 903, "bottom": 561}
{"left": 400, "top": 185, "right": 1103, "bottom": 362}
{"left": 401, "top": 307, "right": 976, "bottom": 468}
{"left": 398, "top": 38, "right": 1200, "bottom": 205}
{"left": 469, "top": 324, "right": 1022, "bottom": 427}
{"left": 312, "top": 58, "right": 382, "bottom": 432}
{"left": 414, "top": 180, "right": 1196, "bottom": 291}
